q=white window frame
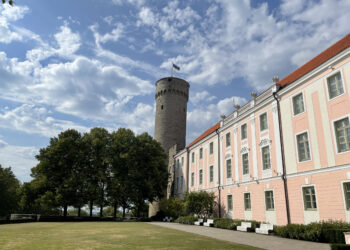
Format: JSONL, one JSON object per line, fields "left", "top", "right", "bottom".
{"left": 227, "top": 194, "right": 233, "bottom": 211}
{"left": 209, "top": 165, "right": 214, "bottom": 183}
{"left": 244, "top": 192, "right": 251, "bottom": 211}
{"left": 291, "top": 91, "right": 306, "bottom": 117}
{"left": 199, "top": 147, "right": 203, "bottom": 159}
{"left": 295, "top": 130, "right": 312, "bottom": 163}
{"left": 209, "top": 142, "right": 214, "bottom": 155}
{"left": 325, "top": 70, "right": 346, "bottom": 101}
{"left": 341, "top": 180, "right": 350, "bottom": 212}
{"left": 226, "top": 132, "right": 231, "bottom": 148}
{"left": 241, "top": 123, "right": 248, "bottom": 141}
{"left": 301, "top": 184, "right": 318, "bottom": 211}
{"left": 261, "top": 145, "right": 271, "bottom": 170}
{"left": 226, "top": 158, "right": 232, "bottom": 179}
{"left": 242, "top": 152, "right": 250, "bottom": 181}
{"left": 264, "top": 190, "right": 275, "bottom": 211}
{"left": 259, "top": 112, "right": 268, "bottom": 132}
{"left": 332, "top": 115, "right": 350, "bottom": 155}
{"left": 199, "top": 169, "right": 203, "bottom": 185}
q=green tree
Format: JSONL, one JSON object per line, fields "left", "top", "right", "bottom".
{"left": 1, "top": 0, "right": 14, "bottom": 5}
{"left": 159, "top": 197, "right": 184, "bottom": 219}
{"left": 184, "top": 191, "right": 216, "bottom": 218}
{"left": 129, "top": 133, "right": 168, "bottom": 217}
{"left": 0, "top": 165, "right": 20, "bottom": 216}
{"left": 32, "top": 129, "right": 85, "bottom": 217}
{"left": 108, "top": 128, "right": 135, "bottom": 218}
{"left": 83, "top": 127, "right": 110, "bottom": 217}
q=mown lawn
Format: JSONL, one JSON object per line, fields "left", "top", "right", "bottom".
{"left": 0, "top": 222, "right": 260, "bottom": 249}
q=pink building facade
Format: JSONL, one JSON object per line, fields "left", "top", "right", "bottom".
{"left": 173, "top": 34, "right": 350, "bottom": 225}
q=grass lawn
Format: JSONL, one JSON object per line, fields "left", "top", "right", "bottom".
{"left": 0, "top": 222, "right": 261, "bottom": 249}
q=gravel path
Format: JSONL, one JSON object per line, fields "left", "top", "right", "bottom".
{"left": 149, "top": 222, "right": 331, "bottom": 250}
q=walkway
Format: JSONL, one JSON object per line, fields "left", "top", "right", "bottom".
{"left": 149, "top": 222, "right": 331, "bottom": 250}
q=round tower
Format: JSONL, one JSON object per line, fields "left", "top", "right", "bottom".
{"left": 149, "top": 77, "right": 189, "bottom": 217}
{"left": 154, "top": 77, "right": 189, "bottom": 153}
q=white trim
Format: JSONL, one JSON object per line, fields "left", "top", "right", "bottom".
{"left": 244, "top": 192, "right": 252, "bottom": 211}
{"left": 272, "top": 102, "right": 284, "bottom": 176}
{"left": 234, "top": 126, "right": 239, "bottom": 183}
{"left": 341, "top": 180, "right": 350, "bottom": 212}
{"left": 325, "top": 69, "right": 347, "bottom": 101}
{"left": 225, "top": 157, "right": 233, "bottom": 185}
{"left": 250, "top": 115, "right": 258, "bottom": 179}
{"left": 264, "top": 189, "right": 275, "bottom": 211}
{"left": 278, "top": 48, "right": 350, "bottom": 97}
{"left": 287, "top": 163, "right": 350, "bottom": 178}
{"left": 295, "top": 130, "right": 313, "bottom": 163}
{"left": 332, "top": 115, "right": 350, "bottom": 155}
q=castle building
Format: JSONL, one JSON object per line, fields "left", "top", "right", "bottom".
{"left": 171, "top": 33, "right": 350, "bottom": 225}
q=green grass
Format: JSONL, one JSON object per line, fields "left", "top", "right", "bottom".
{"left": 0, "top": 222, "right": 260, "bottom": 249}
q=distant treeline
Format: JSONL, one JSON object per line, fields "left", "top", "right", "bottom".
{"left": 0, "top": 128, "right": 168, "bottom": 218}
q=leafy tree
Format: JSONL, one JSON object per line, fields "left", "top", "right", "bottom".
{"left": 159, "top": 197, "right": 184, "bottom": 219}
{"left": 83, "top": 127, "right": 110, "bottom": 217}
{"left": 32, "top": 129, "right": 85, "bottom": 217}
{"left": 0, "top": 165, "right": 20, "bottom": 216}
{"left": 129, "top": 133, "right": 168, "bottom": 217}
{"left": 1, "top": 0, "right": 14, "bottom": 5}
{"left": 184, "top": 191, "right": 216, "bottom": 218}
{"left": 108, "top": 128, "right": 135, "bottom": 218}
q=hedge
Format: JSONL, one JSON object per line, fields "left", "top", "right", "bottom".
{"left": 214, "top": 218, "right": 260, "bottom": 232}
{"left": 274, "top": 221, "right": 350, "bottom": 244}
{"left": 331, "top": 244, "right": 350, "bottom": 250}
{"left": 175, "top": 216, "right": 197, "bottom": 225}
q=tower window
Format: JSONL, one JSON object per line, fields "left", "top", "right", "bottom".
{"left": 161, "top": 105, "right": 163, "bottom": 110}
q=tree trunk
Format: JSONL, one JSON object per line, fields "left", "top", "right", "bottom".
{"left": 113, "top": 202, "right": 117, "bottom": 219}
{"left": 90, "top": 200, "right": 93, "bottom": 217}
{"left": 122, "top": 206, "right": 126, "bottom": 218}
{"left": 78, "top": 207, "right": 81, "bottom": 217}
{"left": 100, "top": 205, "right": 103, "bottom": 217}
{"left": 63, "top": 204, "right": 68, "bottom": 217}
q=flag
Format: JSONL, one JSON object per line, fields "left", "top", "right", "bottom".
{"left": 172, "top": 63, "right": 180, "bottom": 71}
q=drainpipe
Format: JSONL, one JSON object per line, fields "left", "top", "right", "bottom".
{"left": 215, "top": 129, "right": 221, "bottom": 218}
{"left": 273, "top": 88, "right": 291, "bottom": 225}
{"left": 186, "top": 147, "right": 190, "bottom": 194}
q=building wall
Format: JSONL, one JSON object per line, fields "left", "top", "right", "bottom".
{"left": 173, "top": 46, "right": 350, "bottom": 225}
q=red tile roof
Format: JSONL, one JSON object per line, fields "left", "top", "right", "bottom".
{"left": 278, "top": 33, "right": 350, "bottom": 87}
{"left": 187, "top": 122, "right": 220, "bottom": 148}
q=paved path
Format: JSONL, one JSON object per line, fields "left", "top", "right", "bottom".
{"left": 149, "top": 222, "right": 330, "bottom": 250}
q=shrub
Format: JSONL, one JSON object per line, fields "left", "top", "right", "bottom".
{"left": 175, "top": 216, "right": 197, "bottom": 225}
{"left": 214, "top": 218, "right": 238, "bottom": 230}
{"left": 159, "top": 197, "right": 184, "bottom": 219}
{"left": 331, "top": 244, "right": 350, "bottom": 250}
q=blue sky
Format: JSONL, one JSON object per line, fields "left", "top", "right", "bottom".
{"left": 0, "top": 0, "right": 349, "bottom": 182}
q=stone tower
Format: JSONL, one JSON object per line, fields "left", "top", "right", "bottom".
{"left": 149, "top": 77, "right": 190, "bottom": 217}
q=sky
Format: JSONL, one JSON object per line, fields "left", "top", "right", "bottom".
{"left": 0, "top": 0, "right": 349, "bottom": 182}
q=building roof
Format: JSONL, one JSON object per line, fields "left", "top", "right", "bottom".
{"left": 187, "top": 122, "right": 220, "bottom": 148}
{"left": 278, "top": 33, "right": 350, "bottom": 87}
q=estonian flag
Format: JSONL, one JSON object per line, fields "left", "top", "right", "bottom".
{"left": 172, "top": 63, "right": 180, "bottom": 71}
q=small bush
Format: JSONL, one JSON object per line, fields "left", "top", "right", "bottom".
{"left": 214, "top": 218, "right": 239, "bottom": 230}
{"left": 175, "top": 216, "right": 197, "bottom": 225}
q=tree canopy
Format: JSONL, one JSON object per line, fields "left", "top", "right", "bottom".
{"left": 0, "top": 165, "right": 20, "bottom": 217}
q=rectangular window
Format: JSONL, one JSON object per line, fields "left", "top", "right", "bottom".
{"left": 241, "top": 124, "right": 247, "bottom": 140}
{"left": 191, "top": 172, "right": 194, "bottom": 187}
{"left": 244, "top": 193, "right": 251, "bottom": 211}
{"left": 227, "top": 195, "right": 233, "bottom": 211}
{"left": 302, "top": 186, "right": 317, "bottom": 210}
{"left": 297, "top": 132, "right": 311, "bottom": 162}
{"left": 260, "top": 113, "right": 268, "bottom": 131}
{"left": 226, "top": 133, "right": 231, "bottom": 147}
{"left": 262, "top": 146, "right": 271, "bottom": 170}
{"left": 181, "top": 157, "right": 184, "bottom": 166}
{"left": 335, "top": 118, "right": 350, "bottom": 153}
{"left": 293, "top": 93, "right": 305, "bottom": 115}
{"left": 199, "top": 148, "right": 203, "bottom": 159}
{"left": 209, "top": 166, "right": 214, "bottom": 182}
{"left": 226, "top": 159, "right": 232, "bottom": 178}
{"left": 199, "top": 169, "right": 203, "bottom": 185}
{"left": 265, "top": 191, "right": 274, "bottom": 211}
{"left": 176, "top": 177, "right": 179, "bottom": 191}
{"left": 242, "top": 153, "right": 249, "bottom": 175}
{"left": 180, "top": 176, "right": 183, "bottom": 190}
{"left": 210, "top": 142, "right": 214, "bottom": 154}
{"left": 327, "top": 72, "right": 344, "bottom": 99}
{"left": 176, "top": 159, "right": 180, "bottom": 168}
{"left": 343, "top": 182, "right": 350, "bottom": 210}
{"left": 192, "top": 152, "right": 195, "bottom": 163}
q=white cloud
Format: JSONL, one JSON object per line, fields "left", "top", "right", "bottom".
{"left": 112, "top": 0, "right": 145, "bottom": 7}
{"left": 0, "top": 139, "right": 38, "bottom": 182}
{"left": 191, "top": 90, "right": 216, "bottom": 105}
{"left": 97, "top": 23, "right": 124, "bottom": 43}
{"left": 54, "top": 25, "right": 81, "bottom": 57}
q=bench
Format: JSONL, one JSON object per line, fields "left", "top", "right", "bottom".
{"left": 194, "top": 218, "right": 204, "bottom": 226}
{"left": 162, "top": 216, "right": 173, "bottom": 222}
{"left": 203, "top": 219, "right": 214, "bottom": 227}
{"left": 255, "top": 223, "right": 273, "bottom": 235}
{"left": 237, "top": 222, "right": 252, "bottom": 232}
